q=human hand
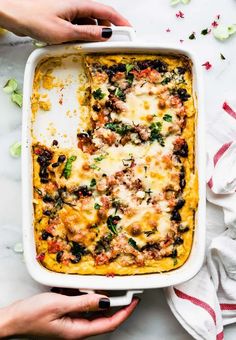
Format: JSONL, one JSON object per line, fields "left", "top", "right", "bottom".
{"left": 0, "top": 0, "right": 131, "bottom": 43}
{"left": 0, "top": 292, "right": 139, "bottom": 339}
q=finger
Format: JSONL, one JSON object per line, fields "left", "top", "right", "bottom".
{"left": 72, "top": 0, "right": 131, "bottom": 26}
{"left": 72, "top": 17, "right": 97, "bottom": 26}
{"left": 62, "top": 294, "right": 110, "bottom": 314}
{"left": 97, "top": 19, "right": 111, "bottom": 27}
{"left": 75, "top": 298, "right": 139, "bottom": 338}
{"left": 59, "top": 21, "right": 113, "bottom": 42}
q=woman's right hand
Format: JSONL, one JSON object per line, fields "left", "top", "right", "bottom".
{"left": 0, "top": 0, "right": 131, "bottom": 44}
{"left": 0, "top": 292, "right": 139, "bottom": 339}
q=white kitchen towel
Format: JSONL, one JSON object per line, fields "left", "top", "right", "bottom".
{"left": 165, "top": 99, "right": 236, "bottom": 340}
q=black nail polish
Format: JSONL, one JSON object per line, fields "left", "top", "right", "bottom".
{"left": 99, "top": 297, "right": 110, "bottom": 309}
{"left": 102, "top": 28, "right": 112, "bottom": 39}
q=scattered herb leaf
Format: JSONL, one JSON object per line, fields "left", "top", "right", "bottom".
{"left": 114, "top": 87, "right": 126, "bottom": 101}
{"left": 90, "top": 164, "right": 101, "bottom": 171}
{"left": 150, "top": 122, "right": 165, "bottom": 146}
{"left": 201, "top": 28, "right": 210, "bottom": 35}
{"left": 189, "top": 32, "right": 196, "bottom": 40}
{"left": 94, "top": 154, "right": 106, "bottom": 162}
{"left": 105, "top": 122, "right": 132, "bottom": 136}
{"left": 171, "top": 0, "right": 190, "bottom": 6}
{"left": 62, "top": 156, "right": 76, "bottom": 179}
{"left": 9, "top": 141, "right": 21, "bottom": 158}
{"left": 94, "top": 203, "right": 101, "bottom": 210}
{"left": 161, "top": 77, "right": 171, "bottom": 85}
{"left": 3, "top": 79, "right": 18, "bottom": 94}
{"left": 213, "top": 24, "right": 236, "bottom": 41}
{"left": 163, "top": 114, "right": 172, "bottom": 122}
{"left": 128, "top": 238, "right": 139, "bottom": 250}
{"left": 11, "top": 91, "right": 23, "bottom": 107}
{"left": 107, "top": 215, "right": 121, "bottom": 235}
{"left": 90, "top": 178, "right": 96, "bottom": 187}
{"left": 220, "top": 53, "right": 226, "bottom": 60}
{"left": 126, "top": 64, "right": 134, "bottom": 74}
{"left": 92, "top": 88, "right": 106, "bottom": 100}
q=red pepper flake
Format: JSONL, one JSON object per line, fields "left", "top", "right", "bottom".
{"left": 34, "top": 147, "right": 42, "bottom": 155}
{"left": 212, "top": 21, "right": 218, "bottom": 27}
{"left": 216, "top": 14, "right": 220, "bottom": 20}
{"left": 166, "top": 28, "right": 171, "bottom": 33}
{"left": 36, "top": 252, "right": 45, "bottom": 262}
{"left": 202, "top": 61, "right": 212, "bottom": 70}
{"left": 176, "top": 11, "right": 184, "bottom": 19}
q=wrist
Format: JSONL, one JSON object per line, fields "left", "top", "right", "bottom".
{"left": 0, "top": 0, "right": 16, "bottom": 31}
{"left": 0, "top": 305, "right": 17, "bottom": 338}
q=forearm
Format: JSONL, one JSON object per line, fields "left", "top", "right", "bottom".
{"left": 0, "top": 305, "right": 17, "bottom": 338}
{"left": 0, "top": 0, "right": 16, "bottom": 30}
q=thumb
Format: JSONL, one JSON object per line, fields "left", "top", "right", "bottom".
{"left": 62, "top": 294, "right": 110, "bottom": 314}
{"left": 60, "top": 21, "right": 113, "bottom": 42}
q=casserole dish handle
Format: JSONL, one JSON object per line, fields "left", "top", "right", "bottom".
{"left": 108, "top": 26, "right": 136, "bottom": 42}
{"left": 80, "top": 289, "right": 143, "bottom": 307}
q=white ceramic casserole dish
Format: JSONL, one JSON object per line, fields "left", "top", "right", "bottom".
{"left": 22, "top": 28, "right": 206, "bottom": 306}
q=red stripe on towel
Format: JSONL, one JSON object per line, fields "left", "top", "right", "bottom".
{"left": 223, "top": 102, "right": 236, "bottom": 120}
{"left": 213, "top": 142, "right": 233, "bottom": 167}
{"left": 220, "top": 303, "right": 236, "bottom": 310}
{"left": 207, "top": 142, "right": 233, "bottom": 189}
{"left": 216, "top": 331, "right": 224, "bottom": 340}
{"left": 208, "top": 177, "right": 213, "bottom": 189}
{"left": 174, "top": 288, "right": 216, "bottom": 324}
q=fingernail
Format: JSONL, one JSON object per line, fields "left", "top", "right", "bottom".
{"left": 102, "top": 28, "right": 112, "bottom": 39}
{"left": 99, "top": 297, "right": 110, "bottom": 309}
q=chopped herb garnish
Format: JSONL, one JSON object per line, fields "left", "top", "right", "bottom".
{"left": 94, "top": 203, "right": 101, "bottom": 210}
{"left": 220, "top": 53, "right": 226, "bottom": 60}
{"left": 144, "top": 230, "right": 155, "bottom": 236}
{"left": 201, "top": 28, "right": 209, "bottom": 35}
{"left": 128, "top": 238, "right": 139, "bottom": 250}
{"left": 161, "top": 77, "right": 171, "bottom": 85}
{"left": 115, "top": 87, "right": 126, "bottom": 101}
{"left": 107, "top": 215, "right": 121, "bottom": 235}
{"left": 34, "top": 188, "right": 43, "bottom": 196}
{"left": 149, "top": 122, "right": 165, "bottom": 146}
{"left": 92, "top": 88, "right": 106, "bottom": 100}
{"left": 90, "top": 178, "right": 96, "bottom": 187}
{"left": 127, "top": 73, "right": 134, "bottom": 85}
{"left": 112, "top": 199, "right": 121, "bottom": 214}
{"left": 173, "top": 258, "right": 178, "bottom": 266}
{"left": 94, "top": 154, "right": 106, "bottom": 162}
{"left": 62, "top": 155, "right": 76, "bottom": 179}
{"left": 105, "top": 122, "right": 132, "bottom": 136}
{"left": 126, "top": 64, "right": 134, "bottom": 74}
{"left": 90, "top": 164, "right": 101, "bottom": 171}
{"left": 163, "top": 114, "right": 172, "bottom": 122}
{"left": 189, "top": 32, "right": 196, "bottom": 40}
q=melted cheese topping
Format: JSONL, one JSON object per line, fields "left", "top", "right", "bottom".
{"left": 32, "top": 54, "right": 198, "bottom": 275}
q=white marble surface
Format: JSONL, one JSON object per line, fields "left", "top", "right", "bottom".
{"left": 0, "top": 0, "right": 236, "bottom": 338}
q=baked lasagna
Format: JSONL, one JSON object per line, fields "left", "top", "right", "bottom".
{"left": 32, "top": 54, "right": 198, "bottom": 275}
